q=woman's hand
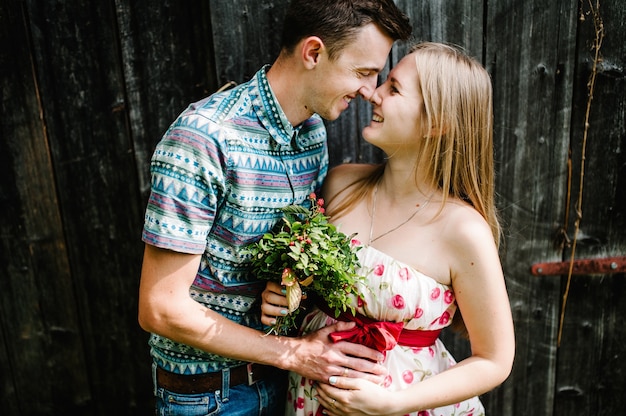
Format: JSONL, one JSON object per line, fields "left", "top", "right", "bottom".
{"left": 260, "top": 281, "right": 289, "bottom": 326}
{"left": 315, "top": 377, "right": 403, "bottom": 416}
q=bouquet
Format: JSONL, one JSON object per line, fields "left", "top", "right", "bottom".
{"left": 247, "top": 193, "right": 364, "bottom": 335}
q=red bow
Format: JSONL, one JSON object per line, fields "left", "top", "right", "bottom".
{"left": 329, "top": 320, "right": 405, "bottom": 352}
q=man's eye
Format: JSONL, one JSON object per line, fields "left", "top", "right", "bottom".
{"left": 390, "top": 86, "right": 399, "bottom": 94}
{"left": 357, "top": 71, "right": 373, "bottom": 78}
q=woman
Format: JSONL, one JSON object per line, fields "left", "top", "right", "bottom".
{"left": 262, "top": 42, "right": 515, "bottom": 416}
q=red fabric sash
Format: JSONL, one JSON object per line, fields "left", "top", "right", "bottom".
{"left": 317, "top": 301, "right": 441, "bottom": 352}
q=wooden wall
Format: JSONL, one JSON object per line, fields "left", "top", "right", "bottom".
{"left": 1, "top": 0, "right": 624, "bottom": 415}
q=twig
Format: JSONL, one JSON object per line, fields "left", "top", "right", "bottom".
{"left": 558, "top": 0, "right": 604, "bottom": 346}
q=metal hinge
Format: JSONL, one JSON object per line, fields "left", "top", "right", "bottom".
{"left": 531, "top": 255, "right": 626, "bottom": 276}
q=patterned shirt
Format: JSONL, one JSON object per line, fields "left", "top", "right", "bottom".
{"left": 142, "top": 66, "right": 329, "bottom": 374}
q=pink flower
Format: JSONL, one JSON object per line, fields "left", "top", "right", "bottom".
{"left": 439, "top": 311, "right": 451, "bottom": 325}
{"left": 398, "top": 267, "right": 410, "bottom": 280}
{"left": 351, "top": 238, "right": 361, "bottom": 246}
{"left": 317, "top": 198, "right": 324, "bottom": 207}
{"left": 444, "top": 289, "right": 454, "bottom": 304}
{"left": 402, "top": 370, "right": 414, "bottom": 384}
{"left": 390, "top": 294, "right": 405, "bottom": 309}
{"left": 373, "top": 263, "right": 385, "bottom": 276}
{"left": 418, "top": 412, "right": 429, "bottom": 416}
{"left": 357, "top": 296, "right": 364, "bottom": 307}
{"left": 383, "top": 375, "right": 393, "bottom": 388}
{"left": 430, "top": 287, "right": 441, "bottom": 300}
{"left": 295, "top": 397, "right": 304, "bottom": 410}
{"left": 309, "top": 192, "right": 316, "bottom": 199}
{"left": 414, "top": 307, "right": 424, "bottom": 319}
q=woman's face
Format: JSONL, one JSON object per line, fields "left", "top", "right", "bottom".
{"left": 362, "top": 52, "right": 426, "bottom": 154}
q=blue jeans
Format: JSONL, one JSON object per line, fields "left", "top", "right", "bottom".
{"left": 153, "top": 364, "right": 287, "bottom": 416}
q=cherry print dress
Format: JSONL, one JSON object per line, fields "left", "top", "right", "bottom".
{"left": 285, "top": 240, "right": 485, "bottom": 416}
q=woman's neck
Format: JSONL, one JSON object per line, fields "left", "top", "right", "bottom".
{"left": 378, "top": 161, "right": 436, "bottom": 203}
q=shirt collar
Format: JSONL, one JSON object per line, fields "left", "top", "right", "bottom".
{"left": 250, "top": 65, "right": 301, "bottom": 147}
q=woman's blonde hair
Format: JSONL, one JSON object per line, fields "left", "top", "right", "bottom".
{"left": 330, "top": 42, "right": 501, "bottom": 246}
{"left": 410, "top": 42, "right": 500, "bottom": 246}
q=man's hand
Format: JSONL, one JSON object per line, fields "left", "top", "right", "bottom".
{"left": 262, "top": 281, "right": 387, "bottom": 384}
{"left": 294, "top": 321, "right": 387, "bottom": 385}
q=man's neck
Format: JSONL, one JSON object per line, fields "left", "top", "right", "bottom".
{"left": 265, "top": 57, "right": 313, "bottom": 127}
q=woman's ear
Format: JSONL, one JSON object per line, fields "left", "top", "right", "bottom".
{"left": 425, "top": 118, "right": 447, "bottom": 137}
{"left": 300, "top": 36, "right": 325, "bottom": 69}
{"left": 431, "top": 125, "right": 447, "bottom": 136}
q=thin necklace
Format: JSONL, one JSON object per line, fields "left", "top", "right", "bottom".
{"left": 368, "top": 182, "right": 431, "bottom": 245}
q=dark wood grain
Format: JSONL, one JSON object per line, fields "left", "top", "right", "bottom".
{"left": 1, "top": 0, "right": 90, "bottom": 413}
{"left": 555, "top": 1, "right": 626, "bottom": 414}
{"left": 484, "top": 0, "right": 582, "bottom": 412}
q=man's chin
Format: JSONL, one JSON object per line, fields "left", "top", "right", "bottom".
{"left": 322, "top": 111, "right": 343, "bottom": 122}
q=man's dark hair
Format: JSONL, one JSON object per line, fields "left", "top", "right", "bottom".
{"left": 281, "top": 0, "right": 412, "bottom": 60}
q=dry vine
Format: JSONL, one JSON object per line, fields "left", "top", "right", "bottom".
{"left": 557, "top": 0, "right": 604, "bottom": 346}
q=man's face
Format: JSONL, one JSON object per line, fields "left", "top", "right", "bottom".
{"left": 307, "top": 23, "right": 394, "bottom": 121}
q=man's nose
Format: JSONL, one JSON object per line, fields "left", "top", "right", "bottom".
{"left": 358, "top": 76, "right": 378, "bottom": 100}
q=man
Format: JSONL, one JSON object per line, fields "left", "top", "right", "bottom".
{"left": 138, "top": 0, "right": 412, "bottom": 414}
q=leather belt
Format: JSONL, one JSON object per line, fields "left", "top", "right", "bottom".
{"left": 156, "top": 363, "right": 277, "bottom": 394}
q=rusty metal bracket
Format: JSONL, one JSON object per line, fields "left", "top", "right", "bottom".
{"left": 531, "top": 256, "right": 626, "bottom": 276}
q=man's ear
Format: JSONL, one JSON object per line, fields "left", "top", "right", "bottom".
{"left": 300, "top": 36, "right": 325, "bottom": 69}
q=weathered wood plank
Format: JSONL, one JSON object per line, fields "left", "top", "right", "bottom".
{"left": 399, "top": 0, "right": 484, "bottom": 57}
{"left": 555, "top": 0, "right": 626, "bottom": 414}
{"left": 0, "top": 0, "right": 90, "bottom": 413}
{"left": 485, "top": 0, "right": 579, "bottom": 414}
{"left": 210, "top": 0, "right": 288, "bottom": 86}
{"left": 23, "top": 0, "right": 149, "bottom": 412}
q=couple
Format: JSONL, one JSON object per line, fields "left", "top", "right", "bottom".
{"left": 138, "top": 1, "right": 514, "bottom": 415}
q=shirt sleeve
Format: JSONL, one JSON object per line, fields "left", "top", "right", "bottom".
{"left": 142, "top": 114, "right": 226, "bottom": 254}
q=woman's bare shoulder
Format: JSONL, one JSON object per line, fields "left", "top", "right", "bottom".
{"left": 440, "top": 200, "right": 495, "bottom": 254}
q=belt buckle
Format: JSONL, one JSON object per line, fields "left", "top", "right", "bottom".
{"left": 247, "top": 363, "right": 256, "bottom": 385}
